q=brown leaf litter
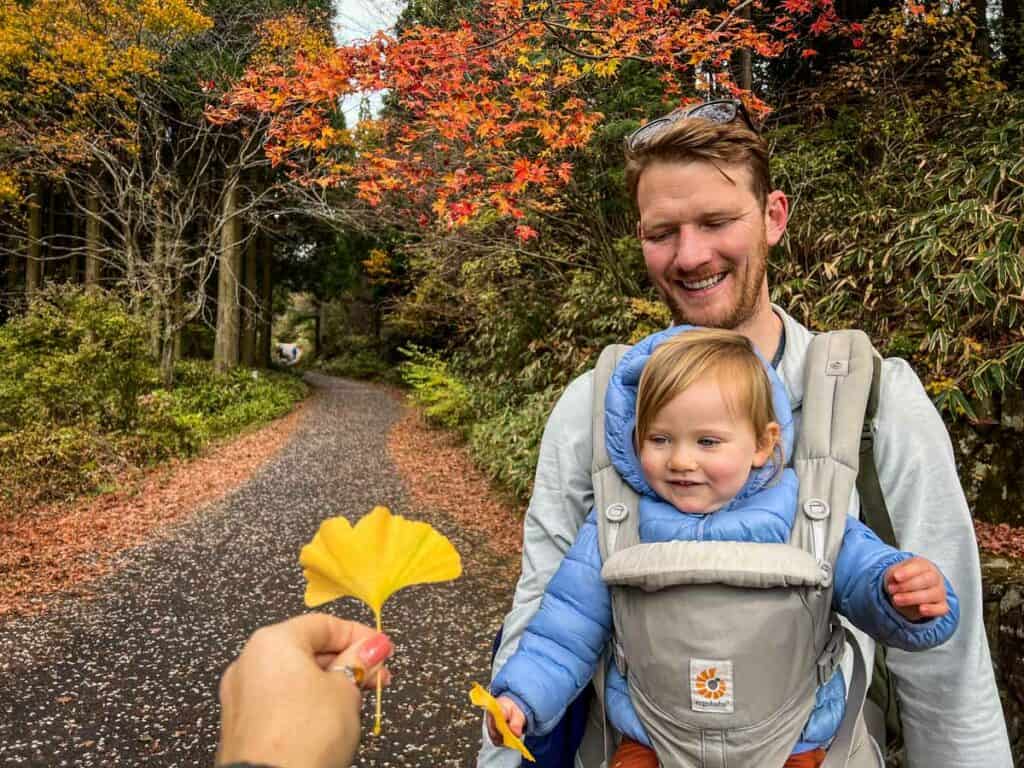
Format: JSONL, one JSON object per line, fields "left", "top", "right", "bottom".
{"left": 387, "top": 406, "right": 524, "bottom": 560}
{"left": 0, "top": 400, "right": 311, "bottom": 620}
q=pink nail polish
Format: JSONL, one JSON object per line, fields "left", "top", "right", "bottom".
{"left": 359, "top": 634, "right": 393, "bottom": 666}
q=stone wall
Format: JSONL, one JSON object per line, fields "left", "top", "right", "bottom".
{"left": 951, "top": 386, "right": 1024, "bottom": 527}
{"left": 982, "top": 553, "right": 1024, "bottom": 764}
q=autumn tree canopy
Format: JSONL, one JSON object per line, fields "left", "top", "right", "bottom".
{"left": 210, "top": 0, "right": 870, "bottom": 239}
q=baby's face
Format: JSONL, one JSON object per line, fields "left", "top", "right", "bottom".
{"left": 638, "top": 378, "right": 773, "bottom": 514}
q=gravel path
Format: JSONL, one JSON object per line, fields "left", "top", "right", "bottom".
{"left": 0, "top": 373, "right": 519, "bottom": 767}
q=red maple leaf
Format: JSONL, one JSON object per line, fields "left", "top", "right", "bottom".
{"left": 781, "top": 0, "right": 813, "bottom": 14}
{"left": 514, "top": 224, "right": 539, "bottom": 241}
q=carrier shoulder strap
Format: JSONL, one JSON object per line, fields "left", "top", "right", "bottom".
{"left": 592, "top": 344, "right": 640, "bottom": 563}
{"left": 583, "top": 344, "right": 635, "bottom": 766}
{"left": 797, "top": 330, "right": 877, "bottom": 768}
{"left": 791, "top": 330, "right": 876, "bottom": 566}
{"left": 856, "top": 355, "right": 897, "bottom": 548}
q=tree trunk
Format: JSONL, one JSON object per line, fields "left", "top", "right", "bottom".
{"left": 312, "top": 306, "right": 322, "bottom": 358}
{"left": 150, "top": 205, "right": 165, "bottom": 361}
{"left": 85, "top": 190, "right": 102, "bottom": 288}
{"left": 158, "top": 298, "right": 176, "bottom": 388}
{"left": 318, "top": 299, "right": 329, "bottom": 357}
{"left": 214, "top": 171, "right": 241, "bottom": 372}
{"left": 6, "top": 237, "right": 18, "bottom": 291}
{"left": 738, "top": 5, "right": 752, "bottom": 91}
{"left": 968, "top": 0, "right": 990, "bottom": 58}
{"left": 258, "top": 232, "right": 273, "bottom": 368}
{"left": 240, "top": 230, "right": 258, "bottom": 367}
{"left": 172, "top": 283, "right": 183, "bottom": 364}
{"left": 124, "top": 216, "right": 140, "bottom": 312}
{"left": 26, "top": 180, "right": 43, "bottom": 296}
{"left": 46, "top": 187, "right": 55, "bottom": 280}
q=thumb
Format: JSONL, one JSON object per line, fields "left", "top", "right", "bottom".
{"left": 328, "top": 632, "right": 393, "bottom": 690}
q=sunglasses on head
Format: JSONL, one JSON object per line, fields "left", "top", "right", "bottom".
{"left": 626, "top": 99, "right": 758, "bottom": 151}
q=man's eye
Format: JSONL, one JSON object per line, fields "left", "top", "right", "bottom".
{"left": 643, "top": 230, "right": 673, "bottom": 243}
{"left": 702, "top": 220, "right": 728, "bottom": 230}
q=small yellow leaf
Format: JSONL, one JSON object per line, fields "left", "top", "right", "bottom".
{"left": 469, "top": 683, "right": 536, "bottom": 762}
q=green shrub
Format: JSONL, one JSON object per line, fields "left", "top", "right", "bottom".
{"left": 467, "top": 386, "right": 561, "bottom": 502}
{"left": 0, "top": 285, "right": 155, "bottom": 432}
{"left": 319, "top": 350, "right": 394, "bottom": 381}
{"left": 772, "top": 89, "right": 1024, "bottom": 421}
{"left": 399, "top": 345, "right": 473, "bottom": 428}
{"left": 317, "top": 334, "right": 398, "bottom": 382}
{"left": 0, "top": 290, "right": 308, "bottom": 517}
{"left": 145, "top": 361, "right": 307, "bottom": 446}
{"left": 133, "top": 388, "right": 210, "bottom": 458}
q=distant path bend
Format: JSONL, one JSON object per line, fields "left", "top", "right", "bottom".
{"left": 0, "top": 373, "right": 516, "bottom": 767}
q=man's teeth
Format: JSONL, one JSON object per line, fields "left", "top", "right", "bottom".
{"left": 682, "top": 274, "right": 726, "bottom": 290}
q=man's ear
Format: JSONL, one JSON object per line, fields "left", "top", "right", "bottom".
{"left": 764, "top": 190, "right": 788, "bottom": 247}
{"left": 636, "top": 218, "right": 643, "bottom": 241}
{"left": 752, "top": 422, "right": 782, "bottom": 468}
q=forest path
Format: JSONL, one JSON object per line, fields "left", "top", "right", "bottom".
{"left": 0, "top": 373, "right": 517, "bottom": 767}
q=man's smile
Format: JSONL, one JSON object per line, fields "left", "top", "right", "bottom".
{"left": 677, "top": 272, "right": 728, "bottom": 293}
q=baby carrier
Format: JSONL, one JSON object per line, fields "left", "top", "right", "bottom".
{"left": 578, "top": 330, "right": 883, "bottom": 768}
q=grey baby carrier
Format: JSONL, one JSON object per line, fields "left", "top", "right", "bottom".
{"left": 577, "top": 330, "right": 883, "bottom": 768}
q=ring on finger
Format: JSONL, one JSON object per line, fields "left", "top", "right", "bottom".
{"left": 329, "top": 663, "right": 365, "bottom": 685}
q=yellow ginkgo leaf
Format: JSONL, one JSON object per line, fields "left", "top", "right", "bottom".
{"left": 469, "top": 683, "right": 536, "bottom": 763}
{"left": 300, "top": 505, "right": 462, "bottom": 619}
{"left": 299, "top": 506, "right": 462, "bottom": 735}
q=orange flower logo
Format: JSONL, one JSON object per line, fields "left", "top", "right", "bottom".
{"left": 695, "top": 667, "right": 727, "bottom": 700}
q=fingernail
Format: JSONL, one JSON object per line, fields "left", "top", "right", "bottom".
{"left": 359, "top": 633, "right": 393, "bottom": 666}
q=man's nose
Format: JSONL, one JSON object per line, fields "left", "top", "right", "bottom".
{"left": 672, "top": 227, "right": 711, "bottom": 272}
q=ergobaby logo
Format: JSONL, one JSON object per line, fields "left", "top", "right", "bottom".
{"left": 690, "top": 659, "right": 734, "bottom": 714}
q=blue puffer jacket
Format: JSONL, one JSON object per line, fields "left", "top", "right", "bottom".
{"left": 491, "top": 326, "right": 960, "bottom": 751}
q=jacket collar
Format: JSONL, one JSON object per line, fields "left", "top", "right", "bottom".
{"left": 772, "top": 304, "right": 814, "bottom": 413}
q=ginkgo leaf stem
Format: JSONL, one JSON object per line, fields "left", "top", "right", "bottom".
{"left": 374, "top": 611, "right": 383, "bottom": 735}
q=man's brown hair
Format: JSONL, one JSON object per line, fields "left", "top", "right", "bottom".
{"left": 624, "top": 119, "right": 771, "bottom": 208}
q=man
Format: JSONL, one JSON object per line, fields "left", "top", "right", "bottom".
{"left": 479, "top": 101, "right": 1011, "bottom": 767}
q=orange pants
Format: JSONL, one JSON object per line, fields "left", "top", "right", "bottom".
{"left": 610, "top": 738, "right": 658, "bottom": 768}
{"left": 610, "top": 738, "right": 827, "bottom": 768}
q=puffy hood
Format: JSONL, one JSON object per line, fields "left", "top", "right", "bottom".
{"left": 604, "top": 325, "right": 795, "bottom": 506}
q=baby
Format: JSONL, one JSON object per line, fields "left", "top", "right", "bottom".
{"left": 488, "top": 327, "right": 959, "bottom": 768}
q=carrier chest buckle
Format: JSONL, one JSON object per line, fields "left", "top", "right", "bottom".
{"left": 605, "top": 503, "right": 629, "bottom": 523}
{"left": 803, "top": 499, "right": 829, "bottom": 520}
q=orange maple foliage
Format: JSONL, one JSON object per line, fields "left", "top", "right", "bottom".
{"left": 209, "top": 0, "right": 857, "bottom": 230}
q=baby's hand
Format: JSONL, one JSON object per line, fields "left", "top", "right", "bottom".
{"left": 486, "top": 695, "right": 526, "bottom": 746}
{"left": 884, "top": 557, "right": 949, "bottom": 621}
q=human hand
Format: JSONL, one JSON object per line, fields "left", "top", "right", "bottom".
{"left": 884, "top": 557, "right": 950, "bottom": 622}
{"left": 216, "top": 613, "right": 393, "bottom": 768}
{"left": 486, "top": 695, "right": 526, "bottom": 746}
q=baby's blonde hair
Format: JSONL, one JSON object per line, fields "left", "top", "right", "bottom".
{"left": 635, "top": 329, "right": 783, "bottom": 471}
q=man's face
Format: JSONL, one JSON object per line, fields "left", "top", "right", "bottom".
{"left": 636, "top": 160, "right": 786, "bottom": 330}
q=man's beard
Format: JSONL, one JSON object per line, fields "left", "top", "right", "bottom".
{"left": 663, "top": 235, "right": 768, "bottom": 330}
